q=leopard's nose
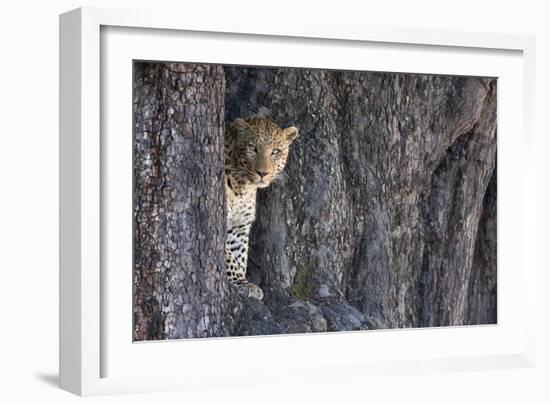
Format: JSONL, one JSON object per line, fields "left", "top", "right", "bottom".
{"left": 256, "top": 170, "right": 269, "bottom": 178}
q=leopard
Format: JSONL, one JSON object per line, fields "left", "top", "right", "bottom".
{"left": 224, "top": 116, "right": 299, "bottom": 300}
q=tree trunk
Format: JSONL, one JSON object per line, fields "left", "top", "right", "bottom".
{"left": 224, "top": 67, "right": 497, "bottom": 332}
{"left": 133, "top": 62, "right": 228, "bottom": 340}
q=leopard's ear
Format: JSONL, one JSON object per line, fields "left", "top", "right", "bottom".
{"left": 283, "top": 126, "right": 299, "bottom": 142}
{"left": 234, "top": 118, "right": 249, "bottom": 130}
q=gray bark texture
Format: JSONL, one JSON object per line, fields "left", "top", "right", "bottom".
{"left": 133, "top": 62, "right": 229, "bottom": 340}
{"left": 133, "top": 62, "right": 497, "bottom": 340}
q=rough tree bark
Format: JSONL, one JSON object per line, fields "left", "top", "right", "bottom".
{"left": 133, "top": 62, "right": 228, "bottom": 340}
{"left": 466, "top": 170, "right": 497, "bottom": 325}
{"left": 224, "top": 67, "right": 497, "bottom": 332}
{"left": 133, "top": 63, "right": 497, "bottom": 339}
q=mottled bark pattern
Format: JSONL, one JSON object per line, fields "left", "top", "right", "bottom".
{"left": 225, "top": 67, "right": 497, "bottom": 331}
{"left": 133, "top": 62, "right": 228, "bottom": 340}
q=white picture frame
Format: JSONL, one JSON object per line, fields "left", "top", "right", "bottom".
{"left": 59, "top": 6, "right": 537, "bottom": 396}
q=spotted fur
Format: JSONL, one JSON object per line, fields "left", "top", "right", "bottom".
{"left": 224, "top": 116, "right": 299, "bottom": 299}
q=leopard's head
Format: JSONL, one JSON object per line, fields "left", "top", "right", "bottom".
{"left": 227, "top": 117, "right": 299, "bottom": 188}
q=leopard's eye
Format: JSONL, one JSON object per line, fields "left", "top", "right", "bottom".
{"left": 272, "top": 148, "right": 281, "bottom": 156}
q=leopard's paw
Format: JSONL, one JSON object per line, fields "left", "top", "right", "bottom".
{"left": 236, "top": 281, "right": 264, "bottom": 300}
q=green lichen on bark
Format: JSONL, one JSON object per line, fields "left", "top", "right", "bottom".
{"left": 290, "top": 264, "right": 310, "bottom": 301}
